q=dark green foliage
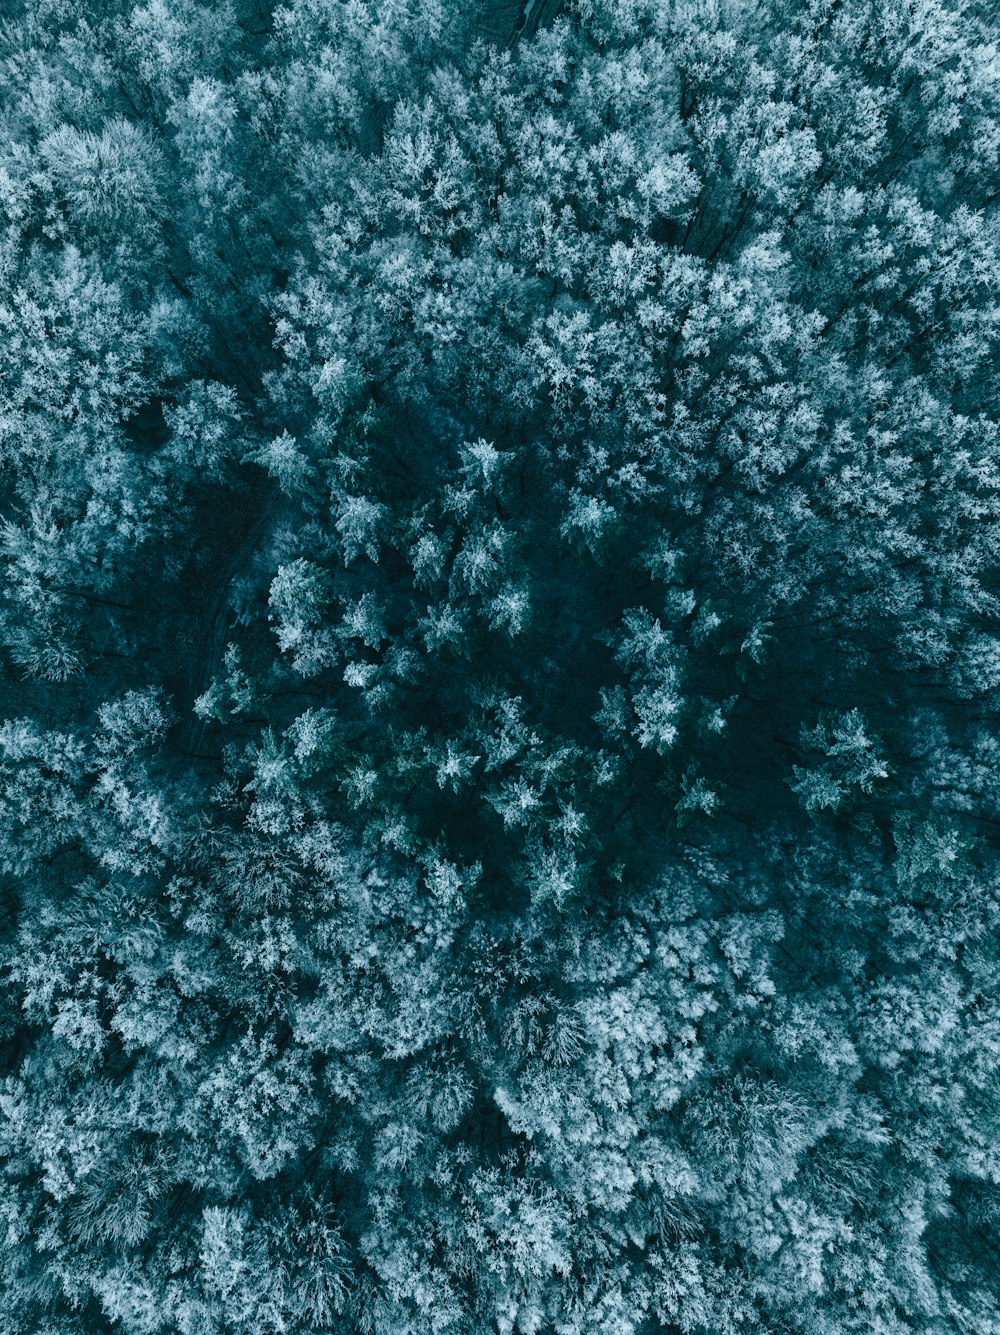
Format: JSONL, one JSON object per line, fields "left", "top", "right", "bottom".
{"left": 1, "top": 0, "right": 1000, "bottom": 1331}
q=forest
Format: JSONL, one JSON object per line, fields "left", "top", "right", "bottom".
{"left": 1, "top": 0, "right": 999, "bottom": 1330}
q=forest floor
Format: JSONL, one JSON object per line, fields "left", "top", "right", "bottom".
{"left": 473, "top": 0, "right": 564, "bottom": 47}
{"left": 473, "top": 0, "right": 530, "bottom": 45}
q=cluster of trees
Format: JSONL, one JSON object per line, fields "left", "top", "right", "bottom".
{"left": 1, "top": 0, "right": 1000, "bottom": 1331}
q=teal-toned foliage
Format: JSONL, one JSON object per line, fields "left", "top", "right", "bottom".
{"left": 1, "top": 0, "right": 999, "bottom": 1331}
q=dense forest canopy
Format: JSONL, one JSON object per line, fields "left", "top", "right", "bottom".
{"left": 1, "top": 0, "right": 1000, "bottom": 1330}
